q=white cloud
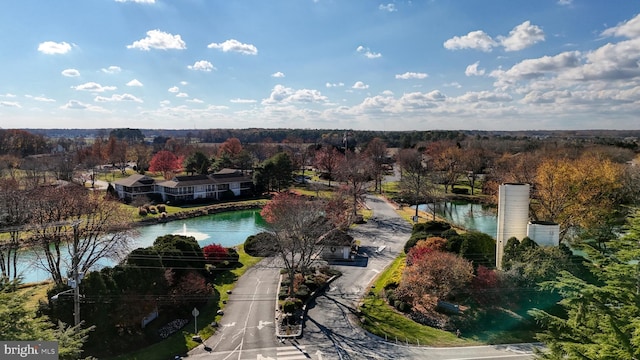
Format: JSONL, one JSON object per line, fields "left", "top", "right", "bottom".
{"left": 61, "top": 69, "right": 80, "bottom": 77}
{"left": 188, "top": 60, "right": 215, "bottom": 72}
{"left": 168, "top": 86, "right": 179, "bottom": 93}
{"left": 115, "top": 0, "right": 155, "bottom": 3}
{"left": 490, "top": 51, "right": 581, "bottom": 89}
{"left": 557, "top": 0, "right": 572, "bottom": 5}
{"left": 262, "top": 84, "right": 328, "bottom": 105}
{"left": 379, "top": 3, "right": 397, "bottom": 12}
{"left": 180, "top": 81, "right": 188, "bottom": 86}
{"left": 498, "top": 21, "right": 545, "bottom": 52}
{"left": 445, "top": 21, "right": 544, "bottom": 53}
{"left": 127, "top": 29, "right": 186, "bottom": 50}
{"left": 38, "top": 41, "right": 72, "bottom": 55}
{"left": 602, "top": 13, "right": 640, "bottom": 38}
{"left": 94, "top": 93, "right": 143, "bottom": 102}
{"left": 271, "top": 72, "right": 285, "bottom": 78}
{"left": 443, "top": 82, "right": 462, "bottom": 88}
{"left": 126, "top": 79, "right": 143, "bottom": 87}
{"left": 395, "top": 72, "right": 428, "bottom": 80}
{"left": 176, "top": 92, "right": 189, "bottom": 98}
{"left": 356, "top": 45, "right": 382, "bottom": 59}
{"left": 563, "top": 38, "right": 640, "bottom": 81}
{"left": 0, "top": 101, "right": 21, "bottom": 108}
{"left": 60, "top": 100, "right": 107, "bottom": 112}
{"left": 443, "top": 30, "right": 497, "bottom": 52}
{"left": 352, "top": 81, "right": 370, "bottom": 89}
{"left": 27, "top": 95, "right": 56, "bottom": 102}
{"left": 326, "top": 82, "right": 345, "bottom": 88}
{"left": 72, "top": 82, "right": 117, "bottom": 92}
{"left": 207, "top": 39, "right": 258, "bottom": 55}
{"left": 101, "top": 66, "right": 122, "bottom": 74}
{"left": 187, "top": 98, "right": 204, "bottom": 104}
{"left": 1, "top": 93, "right": 16, "bottom": 98}
{"left": 465, "top": 61, "right": 485, "bottom": 76}
{"left": 230, "top": 98, "right": 257, "bottom": 103}
{"left": 455, "top": 91, "right": 513, "bottom": 103}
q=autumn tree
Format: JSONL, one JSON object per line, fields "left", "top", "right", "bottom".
{"left": 364, "top": 138, "right": 388, "bottom": 193}
{"left": 149, "top": 150, "right": 182, "bottom": 179}
{"left": 128, "top": 143, "right": 152, "bottom": 174}
{"left": 532, "top": 153, "right": 625, "bottom": 241}
{"left": 314, "top": 145, "right": 341, "bottom": 186}
{"left": 105, "top": 136, "right": 128, "bottom": 175}
{"left": 202, "top": 243, "right": 229, "bottom": 264}
{"left": 396, "top": 249, "right": 473, "bottom": 312}
{"left": 485, "top": 151, "right": 542, "bottom": 199}
{"left": 218, "top": 137, "right": 243, "bottom": 158}
{"left": 431, "top": 143, "right": 464, "bottom": 193}
{"left": 261, "top": 192, "right": 335, "bottom": 295}
{"left": 0, "top": 154, "right": 21, "bottom": 180}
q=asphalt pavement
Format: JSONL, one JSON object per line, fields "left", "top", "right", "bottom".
{"left": 187, "top": 194, "right": 538, "bottom": 360}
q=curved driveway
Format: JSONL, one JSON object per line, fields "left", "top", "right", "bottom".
{"left": 189, "top": 194, "right": 536, "bottom": 359}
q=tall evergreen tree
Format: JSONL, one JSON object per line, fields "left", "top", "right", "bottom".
{"left": 529, "top": 209, "right": 640, "bottom": 360}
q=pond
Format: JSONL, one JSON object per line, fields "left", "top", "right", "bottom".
{"left": 416, "top": 201, "right": 498, "bottom": 237}
{"left": 16, "top": 209, "right": 268, "bottom": 284}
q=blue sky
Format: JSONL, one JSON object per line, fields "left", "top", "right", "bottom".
{"left": 1, "top": 0, "right": 640, "bottom": 131}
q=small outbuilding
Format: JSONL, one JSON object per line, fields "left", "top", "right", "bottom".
{"left": 317, "top": 229, "right": 355, "bottom": 260}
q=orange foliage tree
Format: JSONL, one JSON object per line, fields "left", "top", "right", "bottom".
{"left": 149, "top": 150, "right": 183, "bottom": 179}
{"left": 396, "top": 249, "right": 473, "bottom": 312}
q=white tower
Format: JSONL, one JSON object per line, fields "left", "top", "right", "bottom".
{"left": 496, "top": 183, "right": 530, "bottom": 269}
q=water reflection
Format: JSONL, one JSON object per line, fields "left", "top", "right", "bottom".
{"left": 416, "top": 201, "right": 498, "bottom": 238}
{"left": 17, "top": 209, "right": 267, "bottom": 284}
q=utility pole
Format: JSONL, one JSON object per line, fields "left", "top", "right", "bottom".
{"left": 72, "top": 222, "right": 81, "bottom": 326}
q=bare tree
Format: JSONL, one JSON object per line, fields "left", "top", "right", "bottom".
{"left": 336, "top": 151, "right": 373, "bottom": 218}
{"left": 0, "top": 180, "right": 31, "bottom": 280}
{"left": 30, "top": 185, "right": 135, "bottom": 285}
{"left": 364, "top": 138, "right": 388, "bottom": 194}
{"left": 314, "top": 146, "right": 341, "bottom": 186}
{"left": 261, "top": 193, "right": 335, "bottom": 296}
{"left": 397, "top": 148, "right": 437, "bottom": 220}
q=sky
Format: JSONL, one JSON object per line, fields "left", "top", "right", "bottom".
{"left": 1, "top": 0, "right": 640, "bottom": 131}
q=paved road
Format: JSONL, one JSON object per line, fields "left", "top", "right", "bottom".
{"left": 188, "top": 194, "right": 537, "bottom": 359}
{"left": 189, "top": 257, "right": 281, "bottom": 359}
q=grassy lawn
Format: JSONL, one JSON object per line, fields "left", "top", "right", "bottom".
{"left": 111, "top": 245, "right": 262, "bottom": 360}
{"left": 128, "top": 199, "right": 268, "bottom": 222}
{"left": 17, "top": 281, "right": 53, "bottom": 311}
{"left": 360, "top": 254, "right": 479, "bottom": 347}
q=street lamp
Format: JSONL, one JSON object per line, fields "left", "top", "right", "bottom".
{"left": 50, "top": 288, "right": 74, "bottom": 301}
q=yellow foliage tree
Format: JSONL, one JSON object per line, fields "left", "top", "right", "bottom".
{"left": 532, "top": 153, "right": 624, "bottom": 241}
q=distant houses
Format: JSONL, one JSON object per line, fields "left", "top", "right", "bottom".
{"left": 114, "top": 168, "right": 253, "bottom": 204}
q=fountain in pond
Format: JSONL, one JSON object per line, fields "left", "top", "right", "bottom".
{"left": 173, "top": 223, "right": 210, "bottom": 241}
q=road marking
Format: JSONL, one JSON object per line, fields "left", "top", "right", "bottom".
{"left": 257, "top": 355, "right": 275, "bottom": 360}
{"left": 257, "top": 320, "right": 273, "bottom": 330}
{"left": 276, "top": 345, "right": 308, "bottom": 360}
{"left": 222, "top": 322, "right": 236, "bottom": 327}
